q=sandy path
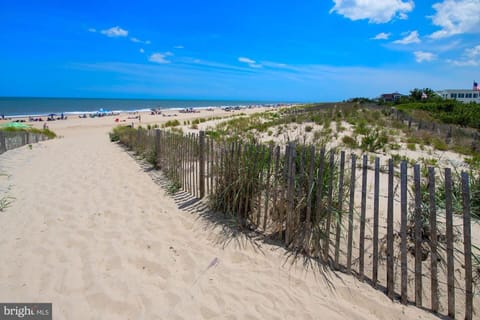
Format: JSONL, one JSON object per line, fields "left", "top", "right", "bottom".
{"left": 0, "top": 125, "right": 438, "bottom": 319}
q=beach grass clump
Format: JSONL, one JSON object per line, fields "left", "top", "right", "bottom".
{"left": 207, "top": 139, "right": 350, "bottom": 254}
{"left": 406, "top": 166, "right": 480, "bottom": 262}
{"left": 389, "top": 143, "right": 401, "bottom": 150}
{"left": 109, "top": 125, "right": 135, "bottom": 142}
{"left": 341, "top": 135, "right": 357, "bottom": 149}
{"left": 166, "top": 179, "right": 181, "bottom": 194}
{"left": 162, "top": 119, "right": 181, "bottom": 128}
{"left": 473, "top": 244, "right": 480, "bottom": 286}
{"left": 0, "top": 196, "right": 14, "bottom": 212}
{"left": 209, "top": 142, "right": 270, "bottom": 228}
{"left": 1, "top": 127, "right": 57, "bottom": 139}
{"left": 360, "top": 127, "right": 388, "bottom": 153}
{"left": 353, "top": 120, "right": 369, "bottom": 135}
{"left": 418, "top": 166, "right": 480, "bottom": 220}
{"left": 432, "top": 138, "right": 448, "bottom": 151}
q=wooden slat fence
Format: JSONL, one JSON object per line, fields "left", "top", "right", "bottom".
{"left": 117, "top": 128, "right": 478, "bottom": 319}
{"left": 0, "top": 130, "right": 49, "bottom": 154}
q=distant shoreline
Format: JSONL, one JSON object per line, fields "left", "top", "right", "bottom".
{"left": 0, "top": 97, "right": 300, "bottom": 118}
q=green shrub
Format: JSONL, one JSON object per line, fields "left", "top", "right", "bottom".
{"left": 360, "top": 128, "right": 388, "bottom": 152}
{"left": 164, "top": 119, "right": 181, "bottom": 127}
{"left": 389, "top": 143, "right": 401, "bottom": 150}
{"left": 109, "top": 125, "right": 133, "bottom": 142}
{"left": 305, "top": 125, "right": 313, "bottom": 132}
{"left": 406, "top": 136, "right": 421, "bottom": 144}
{"left": 354, "top": 120, "right": 369, "bottom": 135}
{"left": 432, "top": 138, "right": 448, "bottom": 151}
{"left": 342, "top": 135, "right": 357, "bottom": 148}
{"left": 206, "top": 130, "right": 221, "bottom": 140}
{"left": 407, "top": 143, "right": 416, "bottom": 151}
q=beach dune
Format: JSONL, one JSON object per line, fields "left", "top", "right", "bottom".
{"left": 0, "top": 114, "right": 439, "bottom": 319}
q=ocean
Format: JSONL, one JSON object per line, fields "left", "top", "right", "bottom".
{"left": 0, "top": 97, "right": 293, "bottom": 117}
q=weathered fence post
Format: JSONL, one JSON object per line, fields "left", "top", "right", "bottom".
{"left": 428, "top": 167, "right": 439, "bottom": 313}
{"left": 155, "top": 129, "right": 161, "bottom": 169}
{"left": 0, "top": 131, "right": 6, "bottom": 153}
{"left": 444, "top": 168, "right": 455, "bottom": 318}
{"left": 372, "top": 157, "right": 380, "bottom": 287}
{"left": 323, "top": 151, "right": 335, "bottom": 262}
{"left": 400, "top": 160, "right": 408, "bottom": 304}
{"left": 314, "top": 148, "right": 326, "bottom": 256}
{"left": 305, "top": 146, "right": 316, "bottom": 252}
{"left": 445, "top": 126, "right": 453, "bottom": 144}
{"left": 334, "top": 151, "right": 345, "bottom": 269}
{"left": 414, "top": 164, "right": 423, "bottom": 307}
{"left": 272, "top": 145, "right": 281, "bottom": 239}
{"left": 346, "top": 153, "right": 356, "bottom": 274}
{"left": 387, "top": 158, "right": 394, "bottom": 299}
{"left": 199, "top": 131, "right": 206, "bottom": 198}
{"left": 286, "top": 142, "right": 296, "bottom": 246}
{"left": 263, "top": 145, "right": 274, "bottom": 231}
{"left": 461, "top": 172, "right": 473, "bottom": 320}
{"left": 359, "top": 154, "right": 368, "bottom": 281}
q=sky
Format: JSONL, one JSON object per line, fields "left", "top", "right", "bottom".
{"left": 0, "top": 0, "right": 479, "bottom": 102}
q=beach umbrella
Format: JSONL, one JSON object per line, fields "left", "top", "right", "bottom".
{"left": 0, "top": 122, "right": 31, "bottom": 129}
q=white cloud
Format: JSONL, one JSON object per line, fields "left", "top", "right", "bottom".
{"left": 149, "top": 52, "right": 172, "bottom": 64}
{"left": 414, "top": 51, "right": 436, "bottom": 63}
{"left": 429, "top": 0, "right": 480, "bottom": 39}
{"left": 238, "top": 57, "right": 255, "bottom": 64}
{"left": 130, "top": 37, "right": 150, "bottom": 44}
{"left": 465, "top": 44, "right": 480, "bottom": 58}
{"left": 262, "top": 61, "right": 290, "bottom": 69}
{"left": 174, "top": 45, "right": 184, "bottom": 49}
{"left": 446, "top": 44, "right": 480, "bottom": 66}
{"left": 140, "top": 48, "right": 145, "bottom": 54}
{"left": 100, "top": 26, "right": 128, "bottom": 38}
{"left": 330, "top": 0, "right": 414, "bottom": 23}
{"left": 238, "top": 57, "right": 262, "bottom": 68}
{"left": 88, "top": 28, "right": 96, "bottom": 33}
{"left": 447, "top": 59, "right": 478, "bottom": 66}
{"left": 393, "top": 30, "right": 421, "bottom": 44}
{"left": 372, "top": 32, "right": 391, "bottom": 40}
{"left": 74, "top": 60, "right": 474, "bottom": 101}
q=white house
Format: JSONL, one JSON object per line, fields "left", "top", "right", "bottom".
{"left": 437, "top": 89, "right": 480, "bottom": 103}
{"left": 436, "top": 86, "right": 480, "bottom": 103}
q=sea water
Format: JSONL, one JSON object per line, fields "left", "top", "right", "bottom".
{"left": 0, "top": 97, "right": 292, "bottom": 117}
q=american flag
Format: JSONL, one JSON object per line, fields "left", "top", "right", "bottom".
{"left": 474, "top": 81, "right": 479, "bottom": 91}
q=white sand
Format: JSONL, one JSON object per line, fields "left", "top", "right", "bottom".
{"left": 0, "top": 111, "right": 441, "bottom": 319}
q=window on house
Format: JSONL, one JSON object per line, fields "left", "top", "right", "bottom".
{"left": 474, "top": 94, "right": 478, "bottom": 98}
{"left": 458, "top": 93, "right": 465, "bottom": 98}
{"left": 451, "top": 93, "right": 457, "bottom": 98}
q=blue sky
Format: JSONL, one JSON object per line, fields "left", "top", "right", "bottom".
{"left": 0, "top": 0, "right": 479, "bottom": 101}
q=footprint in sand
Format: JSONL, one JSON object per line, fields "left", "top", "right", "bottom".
{"left": 131, "top": 257, "right": 172, "bottom": 279}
